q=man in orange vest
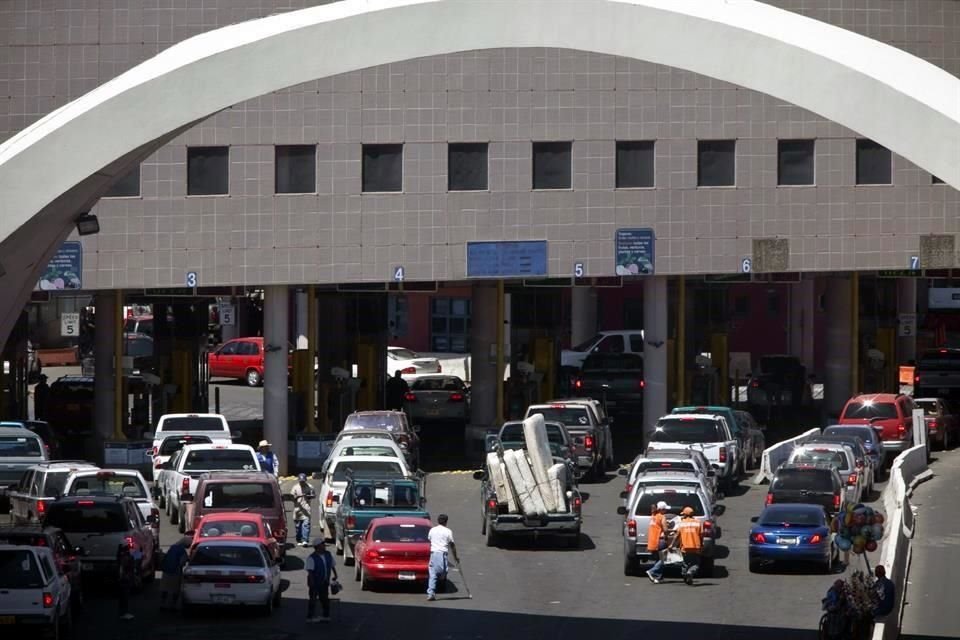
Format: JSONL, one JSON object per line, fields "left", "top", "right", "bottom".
{"left": 677, "top": 506, "right": 704, "bottom": 585}
{"left": 645, "top": 501, "right": 669, "bottom": 584}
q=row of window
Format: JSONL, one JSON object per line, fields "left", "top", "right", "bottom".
{"left": 103, "top": 139, "right": 941, "bottom": 198}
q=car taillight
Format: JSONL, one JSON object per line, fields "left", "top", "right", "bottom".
{"left": 809, "top": 534, "right": 822, "bottom": 544}
{"left": 181, "top": 477, "right": 190, "bottom": 497}
{"left": 765, "top": 493, "right": 773, "bottom": 505}
{"left": 365, "top": 549, "right": 381, "bottom": 562}
{"left": 751, "top": 532, "right": 766, "bottom": 544}
{"left": 151, "top": 447, "right": 158, "bottom": 456}
{"left": 574, "top": 379, "right": 583, "bottom": 390}
{"left": 448, "top": 392, "right": 464, "bottom": 403}
{"left": 154, "top": 458, "right": 163, "bottom": 469}
{"left": 42, "top": 593, "right": 54, "bottom": 608}
{"left": 751, "top": 380, "right": 760, "bottom": 388}
{"left": 326, "top": 491, "right": 335, "bottom": 508}
{"left": 437, "top": 363, "right": 442, "bottom": 373}
{"left": 833, "top": 494, "right": 841, "bottom": 510}
{"left": 627, "top": 519, "right": 637, "bottom": 537}
{"left": 151, "top": 507, "right": 160, "bottom": 528}
{"left": 898, "top": 422, "right": 908, "bottom": 438}
{"left": 702, "top": 520, "right": 713, "bottom": 533}
{"left": 914, "top": 375, "right": 920, "bottom": 384}
{"left": 346, "top": 516, "right": 356, "bottom": 529}
{"left": 584, "top": 435, "right": 594, "bottom": 451}
{"left": 486, "top": 498, "right": 498, "bottom": 513}
{"left": 125, "top": 536, "right": 135, "bottom": 550}
{"left": 401, "top": 367, "right": 416, "bottom": 375}
{"left": 624, "top": 483, "right": 633, "bottom": 494}
{"left": 929, "top": 419, "right": 938, "bottom": 429}
{"left": 719, "top": 446, "right": 727, "bottom": 463}
{"left": 37, "top": 500, "right": 46, "bottom": 515}
{"left": 638, "top": 379, "right": 645, "bottom": 389}
{"left": 404, "top": 392, "right": 417, "bottom": 402}
{"left": 247, "top": 575, "right": 265, "bottom": 583}
{"left": 847, "top": 473, "right": 858, "bottom": 486}
{"left": 572, "top": 496, "right": 582, "bottom": 513}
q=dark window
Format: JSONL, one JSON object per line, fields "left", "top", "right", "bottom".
{"left": 44, "top": 503, "right": 129, "bottom": 533}
{"left": 362, "top": 144, "right": 403, "bottom": 192}
{"left": 532, "top": 141, "right": 572, "bottom": 190}
{"left": 0, "top": 550, "right": 43, "bottom": 588}
{"left": 431, "top": 297, "right": 470, "bottom": 353}
{"left": 104, "top": 165, "right": 141, "bottom": 198}
{"left": 187, "top": 146, "right": 229, "bottom": 196}
{"left": 183, "top": 449, "right": 257, "bottom": 471}
{"left": 388, "top": 295, "right": 409, "bottom": 338}
{"left": 734, "top": 296, "right": 749, "bottom": 315}
{"left": 777, "top": 139, "right": 814, "bottom": 186}
{"left": 771, "top": 469, "right": 835, "bottom": 492}
{"left": 448, "top": 143, "right": 488, "bottom": 191}
{"left": 633, "top": 492, "right": 705, "bottom": 517}
{"left": 615, "top": 141, "right": 655, "bottom": 188}
{"left": 932, "top": 175, "right": 945, "bottom": 184}
{"left": 628, "top": 334, "right": 644, "bottom": 352}
{"left": 697, "top": 140, "right": 736, "bottom": 187}
{"left": 856, "top": 139, "right": 891, "bottom": 185}
{"left": 275, "top": 145, "right": 316, "bottom": 194}
{"left": 201, "top": 483, "right": 276, "bottom": 509}
{"left": 160, "top": 416, "right": 226, "bottom": 432}
{"left": 651, "top": 419, "right": 723, "bottom": 443}
{"left": 529, "top": 407, "right": 591, "bottom": 426}
{"left": 158, "top": 435, "right": 212, "bottom": 456}
{"left": 192, "top": 545, "right": 264, "bottom": 567}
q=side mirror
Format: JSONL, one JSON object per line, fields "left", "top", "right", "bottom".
{"left": 616, "top": 506, "right": 627, "bottom": 516}
{"left": 146, "top": 514, "right": 157, "bottom": 525}
{"left": 713, "top": 505, "right": 727, "bottom": 517}
{"left": 472, "top": 470, "right": 485, "bottom": 481}
{"left": 144, "top": 450, "right": 153, "bottom": 459}
{"left": 749, "top": 516, "right": 759, "bottom": 523}
{"left": 618, "top": 491, "right": 629, "bottom": 500}
{"left": 617, "top": 467, "right": 628, "bottom": 477}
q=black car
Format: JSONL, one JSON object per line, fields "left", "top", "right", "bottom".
{"left": 766, "top": 463, "right": 845, "bottom": 516}
{"left": 0, "top": 524, "right": 85, "bottom": 609}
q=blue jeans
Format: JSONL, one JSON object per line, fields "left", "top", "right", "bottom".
{"left": 648, "top": 541, "right": 667, "bottom": 578}
{"left": 296, "top": 518, "right": 311, "bottom": 543}
{"left": 427, "top": 551, "right": 448, "bottom": 596}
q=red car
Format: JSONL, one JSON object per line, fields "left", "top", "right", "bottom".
{"left": 838, "top": 393, "right": 917, "bottom": 458}
{"left": 353, "top": 516, "right": 433, "bottom": 590}
{"left": 188, "top": 512, "right": 282, "bottom": 565}
{"left": 208, "top": 337, "right": 292, "bottom": 387}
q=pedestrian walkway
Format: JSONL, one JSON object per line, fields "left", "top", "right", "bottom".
{"left": 899, "top": 448, "right": 960, "bottom": 639}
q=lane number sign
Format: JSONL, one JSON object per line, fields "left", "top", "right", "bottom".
{"left": 909, "top": 255, "right": 920, "bottom": 270}
{"left": 186, "top": 271, "right": 198, "bottom": 288}
{"left": 574, "top": 262, "right": 584, "bottom": 278}
{"left": 393, "top": 266, "right": 405, "bottom": 282}
{"left": 740, "top": 257, "right": 752, "bottom": 274}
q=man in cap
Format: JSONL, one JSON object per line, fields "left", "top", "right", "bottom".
{"left": 291, "top": 473, "right": 315, "bottom": 547}
{"left": 677, "top": 506, "right": 704, "bottom": 585}
{"left": 159, "top": 534, "right": 192, "bottom": 610}
{"left": 426, "top": 514, "right": 458, "bottom": 601}
{"left": 645, "top": 501, "right": 670, "bottom": 584}
{"left": 305, "top": 539, "right": 337, "bottom": 622}
{"left": 257, "top": 440, "right": 278, "bottom": 476}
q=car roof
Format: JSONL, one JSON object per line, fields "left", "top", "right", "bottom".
{"left": 334, "top": 437, "right": 398, "bottom": 448}
{"left": 777, "top": 463, "right": 838, "bottom": 473}
{"left": 912, "top": 397, "right": 942, "bottom": 402}
{"left": 350, "top": 410, "right": 405, "bottom": 417}
{"left": 795, "top": 442, "right": 852, "bottom": 454}
{"left": 52, "top": 495, "right": 132, "bottom": 504}
{"left": 367, "top": 516, "right": 433, "bottom": 527}
{"left": 848, "top": 393, "right": 900, "bottom": 403}
{"left": 199, "top": 512, "right": 265, "bottom": 523}
{"left": 330, "top": 455, "right": 403, "bottom": 465}
{"left": 28, "top": 461, "right": 97, "bottom": 472}
{"left": 0, "top": 426, "right": 42, "bottom": 437}
{"left": 659, "top": 413, "right": 721, "bottom": 421}
{"left": 0, "top": 524, "right": 63, "bottom": 536}
{"left": 198, "top": 472, "right": 277, "bottom": 483}
{"left": 761, "top": 503, "right": 826, "bottom": 514}
{"left": 193, "top": 538, "right": 265, "bottom": 548}
{"left": 159, "top": 413, "right": 227, "bottom": 420}
{"left": 181, "top": 443, "right": 253, "bottom": 451}
{"left": 0, "top": 543, "right": 55, "bottom": 556}
{"left": 68, "top": 468, "right": 143, "bottom": 478}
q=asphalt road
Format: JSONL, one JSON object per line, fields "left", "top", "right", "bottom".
{"left": 43, "top": 454, "right": 888, "bottom": 640}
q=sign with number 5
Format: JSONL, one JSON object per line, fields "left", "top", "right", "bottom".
{"left": 574, "top": 262, "right": 584, "bottom": 278}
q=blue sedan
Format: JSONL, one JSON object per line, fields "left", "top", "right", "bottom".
{"left": 748, "top": 504, "right": 837, "bottom": 573}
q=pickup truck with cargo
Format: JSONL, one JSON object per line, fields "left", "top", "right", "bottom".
{"left": 156, "top": 443, "right": 261, "bottom": 533}
{"left": 333, "top": 473, "right": 429, "bottom": 566}
{"left": 648, "top": 413, "right": 741, "bottom": 491}
{"left": 485, "top": 420, "right": 577, "bottom": 470}
{"left": 573, "top": 352, "right": 645, "bottom": 414}
{"left": 525, "top": 400, "right": 614, "bottom": 479}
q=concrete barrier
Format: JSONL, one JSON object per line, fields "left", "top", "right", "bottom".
{"left": 752, "top": 427, "right": 821, "bottom": 484}
{"left": 871, "top": 444, "right": 928, "bottom": 640}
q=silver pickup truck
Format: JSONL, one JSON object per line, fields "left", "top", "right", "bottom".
{"left": 0, "top": 426, "right": 48, "bottom": 514}
{"left": 648, "top": 414, "right": 741, "bottom": 491}
{"left": 525, "top": 399, "right": 614, "bottom": 479}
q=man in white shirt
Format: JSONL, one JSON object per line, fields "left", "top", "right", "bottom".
{"left": 426, "top": 513, "right": 458, "bottom": 601}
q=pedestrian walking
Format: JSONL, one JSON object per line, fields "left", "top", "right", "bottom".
{"left": 257, "top": 440, "right": 279, "bottom": 476}
{"left": 385, "top": 370, "right": 409, "bottom": 411}
{"left": 159, "top": 535, "right": 191, "bottom": 610}
{"left": 645, "top": 501, "right": 669, "bottom": 584}
{"left": 292, "top": 473, "right": 315, "bottom": 547}
{"left": 873, "top": 565, "right": 895, "bottom": 619}
{"left": 305, "top": 539, "right": 337, "bottom": 623}
{"left": 677, "top": 506, "right": 704, "bottom": 585}
{"left": 426, "top": 513, "right": 459, "bottom": 601}
{"left": 116, "top": 543, "right": 137, "bottom": 620}
{"left": 32, "top": 374, "right": 49, "bottom": 421}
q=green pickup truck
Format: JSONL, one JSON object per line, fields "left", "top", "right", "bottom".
{"left": 334, "top": 473, "right": 429, "bottom": 566}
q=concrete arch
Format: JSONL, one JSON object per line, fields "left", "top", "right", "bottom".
{"left": 0, "top": 0, "right": 959, "bottom": 346}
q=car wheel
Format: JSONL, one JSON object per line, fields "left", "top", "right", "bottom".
{"left": 699, "top": 557, "right": 714, "bottom": 578}
{"left": 623, "top": 555, "right": 639, "bottom": 577}
{"left": 272, "top": 587, "right": 282, "bottom": 608}
{"left": 485, "top": 524, "right": 499, "bottom": 548}
{"left": 261, "top": 590, "right": 274, "bottom": 616}
{"left": 246, "top": 369, "right": 262, "bottom": 387}
{"left": 748, "top": 558, "right": 762, "bottom": 573}
{"left": 48, "top": 612, "right": 60, "bottom": 640}
{"left": 943, "top": 429, "right": 950, "bottom": 452}
{"left": 344, "top": 542, "right": 355, "bottom": 567}
{"left": 71, "top": 583, "right": 84, "bottom": 613}
{"left": 177, "top": 508, "right": 186, "bottom": 534}
{"left": 59, "top": 604, "right": 72, "bottom": 636}
{"left": 169, "top": 502, "right": 178, "bottom": 525}
{"left": 354, "top": 561, "right": 361, "bottom": 582}
{"left": 360, "top": 564, "right": 370, "bottom": 591}
{"left": 158, "top": 493, "right": 165, "bottom": 510}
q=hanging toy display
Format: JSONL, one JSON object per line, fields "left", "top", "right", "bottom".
{"left": 831, "top": 503, "right": 886, "bottom": 569}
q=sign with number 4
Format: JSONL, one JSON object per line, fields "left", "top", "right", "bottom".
{"left": 393, "top": 266, "right": 405, "bottom": 282}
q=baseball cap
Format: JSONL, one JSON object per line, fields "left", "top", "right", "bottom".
{"left": 656, "top": 501, "right": 669, "bottom": 510}
{"left": 312, "top": 538, "right": 325, "bottom": 547}
{"left": 297, "top": 473, "right": 307, "bottom": 482}
{"left": 681, "top": 506, "right": 695, "bottom": 516}
{"left": 258, "top": 439, "right": 271, "bottom": 448}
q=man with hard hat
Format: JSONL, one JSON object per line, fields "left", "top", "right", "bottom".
{"left": 645, "top": 501, "right": 670, "bottom": 584}
{"left": 677, "top": 506, "right": 704, "bottom": 585}
{"left": 257, "top": 440, "right": 279, "bottom": 476}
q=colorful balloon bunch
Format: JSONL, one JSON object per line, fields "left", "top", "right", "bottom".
{"left": 831, "top": 504, "right": 885, "bottom": 554}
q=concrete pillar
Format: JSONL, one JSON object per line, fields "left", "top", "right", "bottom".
{"left": 295, "top": 289, "right": 308, "bottom": 350}
{"left": 470, "top": 284, "right": 498, "bottom": 428}
{"left": 643, "top": 276, "right": 668, "bottom": 439}
{"left": 897, "top": 278, "right": 917, "bottom": 364}
{"left": 824, "top": 277, "right": 852, "bottom": 417}
{"left": 263, "top": 285, "right": 289, "bottom": 475}
{"left": 94, "top": 292, "right": 116, "bottom": 442}
{"left": 570, "top": 287, "right": 598, "bottom": 346}
{"left": 789, "top": 279, "right": 816, "bottom": 371}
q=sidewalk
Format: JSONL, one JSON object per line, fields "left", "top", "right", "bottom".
{"left": 899, "top": 448, "right": 960, "bottom": 639}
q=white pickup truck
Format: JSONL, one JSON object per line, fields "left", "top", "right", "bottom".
{"left": 647, "top": 413, "right": 742, "bottom": 491}
{"left": 156, "top": 443, "right": 261, "bottom": 533}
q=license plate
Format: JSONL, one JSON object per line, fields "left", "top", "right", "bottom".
{"left": 81, "top": 562, "right": 94, "bottom": 571}
{"left": 778, "top": 537, "right": 799, "bottom": 545}
{"left": 214, "top": 583, "right": 231, "bottom": 589}
{"left": 211, "top": 594, "right": 234, "bottom": 604}
{"left": 67, "top": 404, "right": 80, "bottom": 412}
{"left": 0, "top": 616, "right": 14, "bottom": 625}
{"left": 398, "top": 571, "right": 416, "bottom": 581}
{"left": 427, "top": 409, "right": 440, "bottom": 416}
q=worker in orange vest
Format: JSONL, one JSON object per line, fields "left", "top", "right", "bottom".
{"left": 645, "top": 501, "right": 669, "bottom": 584}
{"left": 677, "top": 506, "right": 704, "bottom": 585}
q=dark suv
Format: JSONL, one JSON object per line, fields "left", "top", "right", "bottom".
{"left": 0, "top": 524, "right": 85, "bottom": 609}
{"left": 765, "top": 463, "right": 845, "bottom": 516}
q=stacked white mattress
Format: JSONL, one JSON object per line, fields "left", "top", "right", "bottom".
{"left": 488, "top": 413, "right": 567, "bottom": 516}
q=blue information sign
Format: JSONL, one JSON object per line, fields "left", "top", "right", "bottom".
{"left": 467, "top": 241, "right": 548, "bottom": 278}
{"left": 36, "top": 241, "right": 83, "bottom": 290}
{"left": 615, "top": 228, "right": 655, "bottom": 276}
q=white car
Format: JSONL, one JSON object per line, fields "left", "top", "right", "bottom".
{"left": 182, "top": 540, "right": 282, "bottom": 614}
{"left": 0, "top": 545, "right": 72, "bottom": 633}
{"left": 149, "top": 433, "right": 217, "bottom": 481}
{"left": 387, "top": 347, "right": 441, "bottom": 378}
{"left": 318, "top": 454, "right": 410, "bottom": 541}
{"left": 326, "top": 437, "right": 404, "bottom": 463}
{"left": 787, "top": 443, "right": 864, "bottom": 505}
{"left": 62, "top": 468, "right": 160, "bottom": 545}
{"left": 560, "top": 330, "right": 645, "bottom": 370}
{"left": 619, "top": 450, "right": 718, "bottom": 506}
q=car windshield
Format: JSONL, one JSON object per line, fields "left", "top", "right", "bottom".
{"left": 44, "top": 503, "right": 129, "bottom": 533}
{"left": 0, "top": 435, "right": 42, "bottom": 457}
{"left": 914, "top": 400, "right": 939, "bottom": 416}
{"left": 43, "top": 471, "right": 73, "bottom": 497}
{"left": 334, "top": 446, "right": 397, "bottom": 458}
{"left": 388, "top": 348, "right": 418, "bottom": 360}
{"left": 160, "top": 417, "right": 226, "bottom": 432}
{"left": 344, "top": 415, "right": 404, "bottom": 431}
{"left": 760, "top": 508, "right": 824, "bottom": 527}
{"left": 184, "top": 449, "right": 258, "bottom": 471}
{"left": 0, "top": 550, "right": 44, "bottom": 588}
{"left": 199, "top": 520, "right": 261, "bottom": 537}
{"left": 351, "top": 482, "right": 420, "bottom": 508}
{"left": 410, "top": 377, "right": 464, "bottom": 391}
{"left": 159, "top": 436, "right": 212, "bottom": 456}
{"left": 499, "top": 424, "right": 564, "bottom": 445}
{"left": 792, "top": 449, "right": 849, "bottom": 470}
{"left": 842, "top": 401, "right": 897, "bottom": 420}
{"left": 634, "top": 492, "right": 705, "bottom": 517}
{"left": 582, "top": 353, "right": 644, "bottom": 371}
{"left": 635, "top": 460, "right": 696, "bottom": 474}
{"left": 571, "top": 334, "right": 603, "bottom": 352}
{"left": 332, "top": 461, "right": 403, "bottom": 482}
{"left": 201, "top": 483, "right": 276, "bottom": 509}
{"left": 67, "top": 475, "right": 147, "bottom": 499}
{"left": 771, "top": 469, "right": 834, "bottom": 492}
{"left": 651, "top": 420, "right": 722, "bottom": 443}
{"left": 192, "top": 545, "right": 263, "bottom": 567}
{"left": 371, "top": 523, "right": 430, "bottom": 543}
{"left": 823, "top": 426, "right": 875, "bottom": 445}
{"left": 529, "top": 407, "right": 591, "bottom": 427}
